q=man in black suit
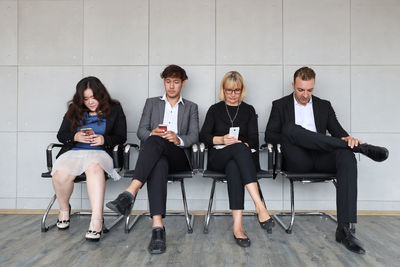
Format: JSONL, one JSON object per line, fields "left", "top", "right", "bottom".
{"left": 265, "top": 66, "right": 388, "bottom": 254}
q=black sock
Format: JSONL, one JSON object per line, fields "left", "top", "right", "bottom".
{"left": 152, "top": 226, "right": 164, "bottom": 230}
{"left": 338, "top": 222, "right": 349, "bottom": 230}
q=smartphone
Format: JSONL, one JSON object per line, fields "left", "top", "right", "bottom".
{"left": 229, "top": 127, "right": 240, "bottom": 139}
{"left": 158, "top": 124, "right": 167, "bottom": 132}
{"left": 81, "top": 127, "right": 94, "bottom": 136}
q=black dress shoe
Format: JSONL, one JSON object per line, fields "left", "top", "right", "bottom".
{"left": 233, "top": 234, "right": 251, "bottom": 247}
{"left": 106, "top": 192, "right": 135, "bottom": 216}
{"left": 259, "top": 217, "right": 275, "bottom": 234}
{"left": 148, "top": 227, "right": 166, "bottom": 254}
{"left": 336, "top": 226, "right": 366, "bottom": 254}
{"left": 357, "top": 143, "right": 389, "bottom": 162}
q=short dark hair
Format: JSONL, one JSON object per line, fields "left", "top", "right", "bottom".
{"left": 294, "top": 67, "right": 315, "bottom": 83}
{"left": 160, "top": 65, "right": 188, "bottom": 81}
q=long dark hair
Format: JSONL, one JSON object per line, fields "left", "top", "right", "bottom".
{"left": 66, "top": 76, "right": 118, "bottom": 131}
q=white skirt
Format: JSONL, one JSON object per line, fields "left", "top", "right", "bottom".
{"left": 51, "top": 150, "right": 121, "bottom": 181}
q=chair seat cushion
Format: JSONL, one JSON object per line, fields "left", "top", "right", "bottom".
{"left": 41, "top": 172, "right": 106, "bottom": 183}
{"left": 202, "top": 170, "right": 226, "bottom": 179}
{"left": 168, "top": 171, "right": 194, "bottom": 180}
{"left": 256, "top": 169, "right": 274, "bottom": 179}
{"left": 203, "top": 169, "right": 273, "bottom": 180}
{"left": 41, "top": 172, "right": 52, "bottom": 178}
{"left": 122, "top": 170, "right": 193, "bottom": 180}
{"left": 284, "top": 172, "right": 335, "bottom": 181}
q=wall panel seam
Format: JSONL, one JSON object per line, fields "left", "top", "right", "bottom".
{"left": 15, "top": 0, "right": 20, "bottom": 209}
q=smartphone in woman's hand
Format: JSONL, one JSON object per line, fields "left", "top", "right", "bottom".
{"left": 81, "top": 127, "right": 94, "bottom": 136}
{"left": 229, "top": 127, "right": 240, "bottom": 139}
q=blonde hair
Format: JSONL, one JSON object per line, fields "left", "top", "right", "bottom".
{"left": 218, "top": 71, "right": 247, "bottom": 102}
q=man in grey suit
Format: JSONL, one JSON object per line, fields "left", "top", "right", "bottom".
{"left": 107, "top": 65, "right": 199, "bottom": 254}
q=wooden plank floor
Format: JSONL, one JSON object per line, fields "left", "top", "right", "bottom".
{"left": 0, "top": 214, "right": 399, "bottom": 266}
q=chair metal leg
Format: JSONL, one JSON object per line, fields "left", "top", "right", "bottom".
{"left": 124, "top": 179, "right": 194, "bottom": 234}
{"left": 103, "top": 213, "right": 124, "bottom": 233}
{"left": 288, "top": 179, "right": 296, "bottom": 233}
{"left": 41, "top": 193, "right": 124, "bottom": 233}
{"left": 273, "top": 179, "right": 295, "bottom": 233}
{"left": 203, "top": 179, "right": 216, "bottom": 234}
{"left": 125, "top": 213, "right": 145, "bottom": 233}
{"left": 180, "top": 179, "right": 194, "bottom": 234}
{"left": 41, "top": 194, "right": 57, "bottom": 232}
{"left": 203, "top": 179, "right": 260, "bottom": 234}
{"left": 54, "top": 210, "right": 123, "bottom": 233}
{"left": 274, "top": 179, "right": 338, "bottom": 234}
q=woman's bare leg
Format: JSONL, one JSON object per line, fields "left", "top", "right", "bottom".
{"left": 85, "top": 163, "right": 106, "bottom": 232}
{"left": 52, "top": 170, "right": 75, "bottom": 220}
{"left": 245, "top": 182, "right": 271, "bottom": 222}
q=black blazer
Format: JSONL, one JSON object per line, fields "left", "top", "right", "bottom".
{"left": 265, "top": 93, "right": 348, "bottom": 144}
{"left": 56, "top": 102, "right": 127, "bottom": 158}
{"left": 200, "top": 101, "right": 260, "bottom": 171}
{"left": 199, "top": 101, "right": 259, "bottom": 150}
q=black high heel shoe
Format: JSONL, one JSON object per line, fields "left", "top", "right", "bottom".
{"left": 56, "top": 204, "right": 71, "bottom": 230}
{"left": 259, "top": 217, "right": 275, "bottom": 234}
{"left": 233, "top": 233, "right": 251, "bottom": 247}
{"left": 85, "top": 218, "right": 104, "bottom": 242}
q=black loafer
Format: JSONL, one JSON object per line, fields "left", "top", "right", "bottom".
{"left": 259, "top": 217, "right": 275, "bottom": 233}
{"left": 357, "top": 143, "right": 389, "bottom": 162}
{"left": 148, "top": 227, "right": 166, "bottom": 254}
{"left": 233, "top": 234, "right": 251, "bottom": 247}
{"left": 336, "top": 226, "right": 366, "bottom": 254}
{"left": 106, "top": 192, "right": 135, "bottom": 216}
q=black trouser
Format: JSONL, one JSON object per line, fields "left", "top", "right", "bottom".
{"left": 133, "top": 136, "right": 190, "bottom": 218}
{"left": 208, "top": 143, "right": 258, "bottom": 210}
{"left": 281, "top": 123, "right": 357, "bottom": 223}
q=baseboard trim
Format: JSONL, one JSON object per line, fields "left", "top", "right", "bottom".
{"left": 0, "top": 209, "right": 399, "bottom": 216}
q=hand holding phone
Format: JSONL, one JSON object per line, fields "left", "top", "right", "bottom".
{"left": 81, "top": 127, "right": 94, "bottom": 136}
{"left": 223, "top": 127, "right": 241, "bottom": 146}
{"left": 90, "top": 134, "right": 104, "bottom": 146}
{"left": 74, "top": 130, "right": 92, "bottom": 143}
{"left": 229, "top": 127, "right": 240, "bottom": 139}
{"left": 151, "top": 124, "right": 167, "bottom": 136}
{"left": 158, "top": 124, "right": 167, "bottom": 132}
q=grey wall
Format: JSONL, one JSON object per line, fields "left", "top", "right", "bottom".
{"left": 0, "top": 0, "right": 399, "bottom": 211}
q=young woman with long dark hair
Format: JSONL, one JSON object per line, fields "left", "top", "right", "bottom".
{"left": 51, "top": 76, "right": 126, "bottom": 241}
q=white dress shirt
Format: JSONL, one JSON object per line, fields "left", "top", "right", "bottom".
{"left": 161, "top": 94, "right": 184, "bottom": 146}
{"left": 294, "top": 94, "right": 317, "bottom": 132}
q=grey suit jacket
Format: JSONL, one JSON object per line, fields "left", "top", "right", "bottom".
{"left": 137, "top": 96, "right": 199, "bottom": 148}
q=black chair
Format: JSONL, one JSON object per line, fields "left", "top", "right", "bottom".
{"left": 121, "top": 143, "right": 198, "bottom": 234}
{"left": 199, "top": 143, "right": 275, "bottom": 234}
{"left": 41, "top": 144, "right": 125, "bottom": 233}
{"left": 272, "top": 144, "right": 339, "bottom": 234}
